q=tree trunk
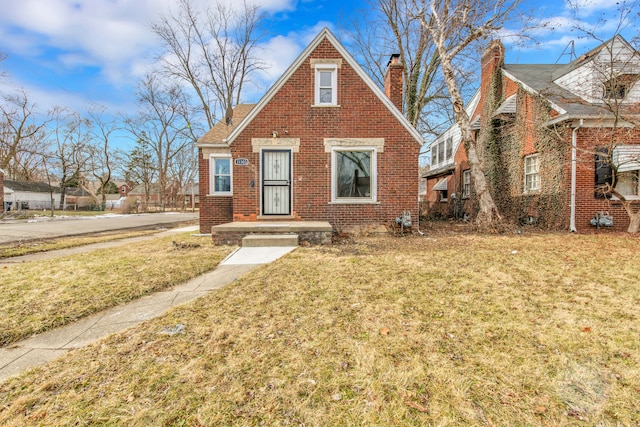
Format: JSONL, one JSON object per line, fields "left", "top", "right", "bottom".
{"left": 438, "top": 49, "right": 502, "bottom": 226}
{"left": 628, "top": 213, "right": 640, "bottom": 233}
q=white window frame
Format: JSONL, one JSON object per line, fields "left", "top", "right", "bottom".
{"left": 209, "top": 154, "right": 232, "bottom": 196}
{"left": 462, "top": 169, "right": 471, "bottom": 198}
{"left": 431, "top": 137, "right": 454, "bottom": 168}
{"left": 524, "top": 154, "right": 540, "bottom": 193}
{"left": 314, "top": 64, "right": 338, "bottom": 106}
{"left": 331, "top": 147, "right": 377, "bottom": 203}
{"left": 614, "top": 170, "right": 640, "bottom": 199}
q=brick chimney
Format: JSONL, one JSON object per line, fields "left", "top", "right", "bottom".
{"left": 479, "top": 40, "right": 505, "bottom": 115}
{"left": 384, "top": 53, "right": 403, "bottom": 112}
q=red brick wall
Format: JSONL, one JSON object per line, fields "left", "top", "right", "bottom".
{"left": 572, "top": 127, "right": 640, "bottom": 232}
{"left": 227, "top": 38, "right": 419, "bottom": 230}
{"left": 198, "top": 148, "right": 233, "bottom": 233}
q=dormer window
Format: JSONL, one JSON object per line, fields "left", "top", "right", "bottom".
{"left": 604, "top": 74, "right": 638, "bottom": 100}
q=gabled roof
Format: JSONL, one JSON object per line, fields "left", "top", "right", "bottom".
{"left": 198, "top": 104, "right": 255, "bottom": 145}
{"left": 218, "top": 27, "right": 424, "bottom": 146}
{"left": 551, "top": 35, "right": 636, "bottom": 81}
{"left": 501, "top": 35, "right": 640, "bottom": 125}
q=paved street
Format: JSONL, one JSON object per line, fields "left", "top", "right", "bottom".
{"left": 0, "top": 212, "right": 199, "bottom": 244}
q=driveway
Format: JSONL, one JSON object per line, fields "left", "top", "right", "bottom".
{"left": 0, "top": 212, "right": 199, "bottom": 244}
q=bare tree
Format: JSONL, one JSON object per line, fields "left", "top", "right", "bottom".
{"left": 151, "top": 0, "right": 265, "bottom": 129}
{"left": 413, "top": 0, "right": 522, "bottom": 226}
{"left": 350, "top": 0, "right": 462, "bottom": 137}
{"left": 82, "top": 107, "right": 121, "bottom": 209}
{"left": 0, "top": 89, "right": 49, "bottom": 180}
{"left": 48, "top": 108, "right": 91, "bottom": 209}
{"left": 126, "top": 74, "right": 196, "bottom": 210}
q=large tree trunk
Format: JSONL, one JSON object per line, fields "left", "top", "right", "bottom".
{"left": 439, "top": 49, "right": 502, "bottom": 226}
{"left": 628, "top": 213, "right": 640, "bottom": 233}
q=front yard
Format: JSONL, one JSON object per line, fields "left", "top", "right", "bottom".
{"left": 1, "top": 232, "right": 638, "bottom": 425}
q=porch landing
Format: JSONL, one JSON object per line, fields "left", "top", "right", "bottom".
{"left": 211, "top": 221, "right": 333, "bottom": 246}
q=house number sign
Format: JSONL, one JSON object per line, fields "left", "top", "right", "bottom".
{"left": 234, "top": 158, "right": 249, "bottom": 166}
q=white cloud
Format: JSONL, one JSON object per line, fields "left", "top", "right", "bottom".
{"left": 244, "top": 24, "right": 336, "bottom": 101}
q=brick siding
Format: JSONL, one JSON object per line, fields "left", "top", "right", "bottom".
{"left": 201, "top": 38, "right": 419, "bottom": 232}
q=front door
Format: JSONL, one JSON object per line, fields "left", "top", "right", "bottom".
{"left": 262, "top": 150, "right": 291, "bottom": 215}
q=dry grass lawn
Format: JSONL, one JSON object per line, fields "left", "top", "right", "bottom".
{"left": 0, "top": 232, "right": 638, "bottom": 425}
{"left": 0, "top": 233, "right": 232, "bottom": 346}
{"left": 0, "top": 230, "right": 159, "bottom": 258}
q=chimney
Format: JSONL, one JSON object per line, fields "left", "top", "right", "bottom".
{"left": 384, "top": 53, "right": 403, "bottom": 112}
{"left": 479, "top": 40, "right": 504, "bottom": 114}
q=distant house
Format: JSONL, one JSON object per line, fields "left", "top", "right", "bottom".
{"left": 3, "top": 180, "right": 61, "bottom": 210}
{"left": 179, "top": 181, "right": 199, "bottom": 209}
{"left": 117, "top": 182, "right": 132, "bottom": 197}
{"left": 424, "top": 36, "right": 640, "bottom": 232}
{"left": 197, "top": 28, "right": 423, "bottom": 233}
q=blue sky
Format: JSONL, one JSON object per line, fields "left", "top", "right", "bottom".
{"left": 0, "top": 0, "right": 637, "bottom": 145}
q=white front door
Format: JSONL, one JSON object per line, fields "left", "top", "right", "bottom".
{"left": 262, "top": 150, "right": 291, "bottom": 215}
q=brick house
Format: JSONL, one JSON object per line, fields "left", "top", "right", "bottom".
{"left": 197, "top": 28, "right": 423, "bottom": 234}
{"left": 424, "top": 36, "right": 640, "bottom": 232}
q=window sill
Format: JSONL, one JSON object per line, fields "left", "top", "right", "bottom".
{"left": 207, "top": 193, "right": 233, "bottom": 197}
{"left": 312, "top": 104, "right": 341, "bottom": 108}
{"left": 329, "top": 200, "right": 379, "bottom": 205}
{"left": 439, "top": 199, "right": 448, "bottom": 202}
{"left": 611, "top": 195, "right": 640, "bottom": 201}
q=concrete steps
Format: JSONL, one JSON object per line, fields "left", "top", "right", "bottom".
{"left": 242, "top": 234, "right": 299, "bottom": 247}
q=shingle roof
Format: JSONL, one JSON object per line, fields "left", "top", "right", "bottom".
{"left": 4, "top": 180, "right": 60, "bottom": 193}
{"left": 502, "top": 63, "right": 636, "bottom": 123}
{"left": 198, "top": 104, "right": 255, "bottom": 145}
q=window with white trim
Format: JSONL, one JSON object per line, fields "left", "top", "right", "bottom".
{"left": 209, "top": 155, "right": 232, "bottom": 195}
{"left": 314, "top": 64, "right": 337, "bottom": 105}
{"left": 462, "top": 169, "right": 471, "bottom": 198}
{"left": 332, "top": 148, "right": 376, "bottom": 202}
{"left": 613, "top": 144, "right": 640, "bottom": 198}
{"left": 430, "top": 137, "right": 454, "bottom": 168}
{"left": 524, "top": 154, "right": 540, "bottom": 192}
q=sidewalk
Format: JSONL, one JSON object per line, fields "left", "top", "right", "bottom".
{"left": 0, "top": 236, "right": 297, "bottom": 382}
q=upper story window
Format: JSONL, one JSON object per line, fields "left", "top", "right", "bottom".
{"left": 604, "top": 74, "right": 638, "bottom": 100}
{"left": 524, "top": 154, "right": 540, "bottom": 193}
{"left": 314, "top": 64, "right": 338, "bottom": 106}
{"left": 431, "top": 137, "right": 454, "bottom": 167}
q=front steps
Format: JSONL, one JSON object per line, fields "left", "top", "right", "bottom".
{"left": 242, "top": 234, "right": 299, "bottom": 247}
{"left": 212, "top": 221, "right": 333, "bottom": 246}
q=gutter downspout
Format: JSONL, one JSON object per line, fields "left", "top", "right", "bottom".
{"left": 569, "top": 119, "right": 583, "bottom": 232}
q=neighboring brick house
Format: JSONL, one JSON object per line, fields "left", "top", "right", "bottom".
{"left": 197, "top": 28, "right": 423, "bottom": 233}
{"left": 425, "top": 36, "right": 640, "bottom": 232}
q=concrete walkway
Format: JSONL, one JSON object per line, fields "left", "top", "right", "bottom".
{"left": 0, "top": 235, "right": 297, "bottom": 382}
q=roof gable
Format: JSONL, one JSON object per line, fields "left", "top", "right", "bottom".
{"left": 221, "top": 27, "right": 423, "bottom": 146}
{"left": 552, "top": 35, "right": 640, "bottom": 103}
